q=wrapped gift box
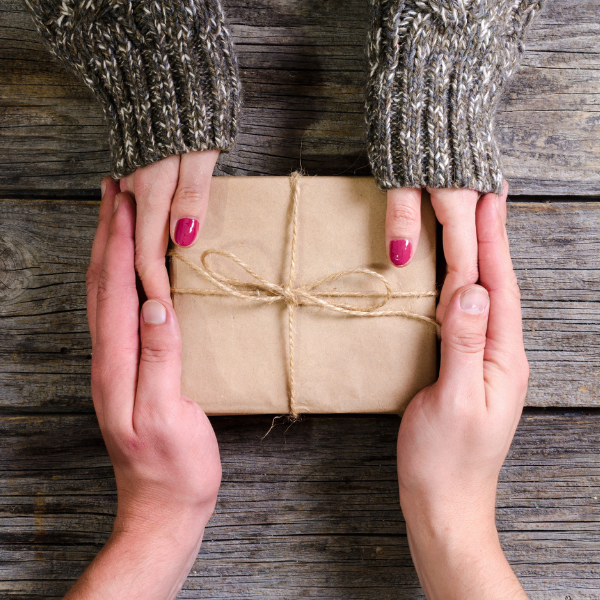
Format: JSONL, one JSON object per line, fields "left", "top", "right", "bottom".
{"left": 170, "top": 175, "right": 438, "bottom": 416}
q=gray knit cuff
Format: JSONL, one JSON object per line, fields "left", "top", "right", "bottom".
{"left": 366, "top": 0, "right": 543, "bottom": 195}
{"left": 26, "top": 0, "right": 241, "bottom": 179}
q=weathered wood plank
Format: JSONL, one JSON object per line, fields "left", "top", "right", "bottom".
{"left": 508, "top": 202, "right": 600, "bottom": 405}
{"left": 0, "top": 412, "right": 598, "bottom": 598}
{"left": 0, "top": 0, "right": 598, "bottom": 194}
{"left": 0, "top": 198, "right": 598, "bottom": 409}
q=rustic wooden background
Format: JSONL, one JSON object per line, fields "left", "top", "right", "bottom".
{"left": 1, "top": 0, "right": 599, "bottom": 598}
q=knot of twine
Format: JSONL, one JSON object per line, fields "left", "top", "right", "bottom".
{"left": 170, "top": 171, "right": 439, "bottom": 419}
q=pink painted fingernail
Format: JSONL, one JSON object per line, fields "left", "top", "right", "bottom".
{"left": 174, "top": 218, "right": 199, "bottom": 247}
{"left": 390, "top": 239, "right": 411, "bottom": 266}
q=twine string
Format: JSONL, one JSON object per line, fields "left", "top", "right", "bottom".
{"left": 170, "top": 172, "right": 439, "bottom": 418}
{"left": 287, "top": 171, "right": 301, "bottom": 415}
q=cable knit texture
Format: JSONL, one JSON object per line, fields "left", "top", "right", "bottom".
{"left": 366, "top": 0, "right": 543, "bottom": 194}
{"left": 26, "top": 0, "right": 241, "bottom": 178}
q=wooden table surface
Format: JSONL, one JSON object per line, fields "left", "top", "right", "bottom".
{"left": 1, "top": 0, "right": 599, "bottom": 597}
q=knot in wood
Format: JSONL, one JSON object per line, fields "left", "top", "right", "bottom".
{"left": 0, "top": 235, "right": 34, "bottom": 303}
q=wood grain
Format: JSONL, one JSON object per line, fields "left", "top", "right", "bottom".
{"left": 0, "top": 0, "right": 598, "bottom": 195}
{"left": 0, "top": 198, "right": 598, "bottom": 410}
{"left": 509, "top": 202, "right": 600, "bottom": 406}
{"left": 0, "top": 412, "right": 598, "bottom": 598}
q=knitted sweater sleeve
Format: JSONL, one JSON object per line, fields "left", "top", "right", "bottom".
{"left": 25, "top": 0, "right": 241, "bottom": 179}
{"left": 366, "top": 0, "right": 543, "bottom": 194}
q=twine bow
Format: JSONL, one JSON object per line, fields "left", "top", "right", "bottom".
{"left": 170, "top": 172, "right": 439, "bottom": 418}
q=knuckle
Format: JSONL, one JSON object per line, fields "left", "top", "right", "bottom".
{"left": 134, "top": 253, "right": 164, "bottom": 278}
{"left": 140, "top": 339, "right": 178, "bottom": 364}
{"left": 174, "top": 186, "right": 208, "bottom": 210}
{"left": 133, "top": 181, "right": 151, "bottom": 202}
{"left": 389, "top": 203, "right": 419, "bottom": 229}
{"left": 134, "top": 250, "right": 161, "bottom": 268}
{"left": 120, "top": 431, "right": 145, "bottom": 455}
{"left": 127, "top": 172, "right": 152, "bottom": 200}
{"left": 446, "top": 328, "right": 486, "bottom": 354}
{"left": 447, "top": 264, "right": 479, "bottom": 285}
{"left": 95, "top": 267, "right": 111, "bottom": 302}
{"left": 508, "top": 276, "right": 522, "bottom": 303}
{"left": 85, "top": 265, "right": 100, "bottom": 294}
{"left": 94, "top": 265, "right": 139, "bottom": 306}
{"left": 134, "top": 252, "right": 147, "bottom": 274}
{"left": 134, "top": 251, "right": 147, "bottom": 272}
{"left": 464, "top": 264, "right": 479, "bottom": 285}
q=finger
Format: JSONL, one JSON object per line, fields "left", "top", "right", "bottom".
{"left": 123, "top": 156, "right": 180, "bottom": 302}
{"left": 135, "top": 299, "right": 182, "bottom": 418}
{"left": 437, "top": 284, "right": 490, "bottom": 399}
{"left": 429, "top": 188, "right": 480, "bottom": 323}
{"left": 476, "top": 193, "right": 525, "bottom": 360}
{"left": 87, "top": 177, "right": 119, "bottom": 347}
{"left": 170, "top": 150, "right": 219, "bottom": 248}
{"left": 385, "top": 187, "right": 422, "bottom": 267}
{"left": 94, "top": 192, "right": 140, "bottom": 432}
{"left": 479, "top": 180, "right": 509, "bottom": 244}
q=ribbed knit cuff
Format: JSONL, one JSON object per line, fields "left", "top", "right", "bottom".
{"left": 366, "top": 0, "right": 543, "bottom": 195}
{"left": 26, "top": 0, "right": 241, "bottom": 179}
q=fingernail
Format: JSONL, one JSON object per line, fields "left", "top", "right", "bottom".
{"left": 460, "top": 286, "right": 489, "bottom": 314}
{"left": 113, "top": 193, "right": 121, "bottom": 214}
{"left": 174, "top": 218, "right": 199, "bottom": 247}
{"left": 389, "top": 239, "right": 411, "bottom": 267}
{"left": 101, "top": 180, "right": 107, "bottom": 198}
{"left": 142, "top": 300, "right": 166, "bottom": 325}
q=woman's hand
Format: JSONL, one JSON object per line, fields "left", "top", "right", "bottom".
{"left": 119, "top": 149, "right": 220, "bottom": 301}
{"left": 71, "top": 179, "right": 221, "bottom": 600}
{"left": 386, "top": 183, "right": 509, "bottom": 322}
{"left": 397, "top": 190, "right": 529, "bottom": 600}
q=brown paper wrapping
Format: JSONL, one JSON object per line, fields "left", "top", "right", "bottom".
{"left": 171, "top": 176, "right": 438, "bottom": 415}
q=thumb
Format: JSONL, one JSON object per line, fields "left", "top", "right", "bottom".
{"left": 437, "top": 284, "right": 490, "bottom": 394}
{"left": 135, "top": 299, "right": 182, "bottom": 412}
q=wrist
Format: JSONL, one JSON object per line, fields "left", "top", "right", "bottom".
{"left": 64, "top": 516, "right": 207, "bottom": 600}
{"left": 402, "top": 496, "right": 498, "bottom": 546}
{"left": 113, "top": 478, "right": 217, "bottom": 536}
{"left": 113, "top": 500, "right": 213, "bottom": 554}
{"left": 401, "top": 498, "right": 526, "bottom": 600}
{"left": 109, "top": 524, "right": 203, "bottom": 566}
{"left": 405, "top": 510, "right": 502, "bottom": 569}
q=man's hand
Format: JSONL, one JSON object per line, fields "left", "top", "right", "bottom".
{"left": 70, "top": 179, "right": 221, "bottom": 600}
{"left": 119, "top": 149, "right": 220, "bottom": 301}
{"left": 386, "top": 183, "right": 509, "bottom": 322}
{"left": 397, "top": 189, "right": 529, "bottom": 600}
